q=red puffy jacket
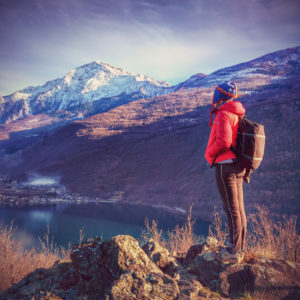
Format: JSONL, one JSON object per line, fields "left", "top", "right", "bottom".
{"left": 205, "top": 100, "right": 246, "bottom": 166}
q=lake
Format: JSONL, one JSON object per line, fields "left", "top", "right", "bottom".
{"left": 0, "top": 202, "right": 210, "bottom": 250}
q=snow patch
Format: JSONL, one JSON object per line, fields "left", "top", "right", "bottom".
{"left": 64, "top": 69, "right": 76, "bottom": 86}
{"left": 82, "top": 71, "right": 111, "bottom": 93}
{"left": 289, "top": 53, "right": 298, "bottom": 61}
{"left": 10, "top": 92, "right": 31, "bottom": 102}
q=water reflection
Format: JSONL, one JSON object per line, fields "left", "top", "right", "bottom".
{"left": 0, "top": 202, "right": 209, "bottom": 249}
{"left": 30, "top": 211, "right": 53, "bottom": 223}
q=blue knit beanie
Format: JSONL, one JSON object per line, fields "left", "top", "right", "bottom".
{"left": 209, "top": 82, "right": 238, "bottom": 127}
{"left": 213, "top": 82, "right": 238, "bottom": 103}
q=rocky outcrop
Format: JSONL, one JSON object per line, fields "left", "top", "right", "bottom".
{"left": 183, "top": 237, "right": 300, "bottom": 299}
{"left": 218, "top": 257, "right": 300, "bottom": 299}
{"left": 1, "top": 235, "right": 299, "bottom": 299}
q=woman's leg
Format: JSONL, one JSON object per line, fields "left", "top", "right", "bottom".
{"left": 215, "top": 163, "right": 246, "bottom": 252}
{"left": 236, "top": 168, "right": 247, "bottom": 251}
{"left": 215, "top": 164, "right": 234, "bottom": 245}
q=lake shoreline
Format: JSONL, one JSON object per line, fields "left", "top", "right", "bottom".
{"left": 0, "top": 176, "right": 204, "bottom": 221}
{"left": 0, "top": 180, "right": 210, "bottom": 250}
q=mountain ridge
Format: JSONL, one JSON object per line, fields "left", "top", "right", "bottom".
{"left": 1, "top": 61, "right": 172, "bottom": 123}
{"left": 2, "top": 46, "right": 299, "bottom": 124}
{"left": 175, "top": 46, "right": 300, "bottom": 90}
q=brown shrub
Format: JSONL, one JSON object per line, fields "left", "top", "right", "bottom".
{"left": 140, "top": 204, "right": 300, "bottom": 262}
{"left": 0, "top": 223, "right": 70, "bottom": 293}
{"left": 140, "top": 218, "right": 167, "bottom": 248}
{"left": 167, "top": 206, "right": 201, "bottom": 256}
{"left": 208, "top": 206, "right": 229, "bottom": 246}
{"left": 247, "top": 205, "right": 300, "bottom": 261}
{"left": 140, "top": 205, "right": 201, "bottom": 256}
{"left": 209, "top": 204, "right": 300, "bottom": 262}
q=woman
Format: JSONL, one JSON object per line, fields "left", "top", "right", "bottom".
{"left": 205, "top": 82, "right": 246, "bottom": 261}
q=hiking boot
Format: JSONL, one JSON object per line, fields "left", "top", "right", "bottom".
{"left": 220, "top": 250, "right": 244, "bottom": 264}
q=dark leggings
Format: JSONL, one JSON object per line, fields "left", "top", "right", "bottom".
{"left": 215, "top": 162, "right": 246, "bottom": 252}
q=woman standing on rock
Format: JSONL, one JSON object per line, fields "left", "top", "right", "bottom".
{"left": 205, "top": 82, "right": 246, "bottom": 262}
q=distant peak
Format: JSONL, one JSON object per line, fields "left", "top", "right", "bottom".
{"left": 89, "top": 60, "right": 110, "bottom": 67}
{"left": 77, "top": 61, "right": 127, "bottom": 76}
{"left": 92, "top": 60, "right": 102, "bottom": 65}
{"left": 190, "top": 73, "right": 207, "bottom": 78}
{"left": 84, "top": 60, "right": 115, "bottom": 69}
{"left": 79, "top": 61, "right": 107, "bottom": 69}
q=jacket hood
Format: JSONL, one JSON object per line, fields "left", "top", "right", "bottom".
{"left": 215, "top": 100, "right": 245, "bottom": 116}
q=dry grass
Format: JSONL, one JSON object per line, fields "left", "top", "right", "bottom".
{"left": 209, "top": 204, "right": 300, "bottom": 262}
{"left": 140, "top": 205, "right": 201, "bottom": 256}
{"left": 141, "top": 218, "right": 167, "bottom": 248}
{"left": 208, "top": 206, "right": 229, "bottom": 247}
{"left": 0, "top": 223, "right": 70, "bottom": 293}
{"left": 167, "top": 206, "right": 202, "bottom": 256}
{"left": 141, "top": 205, "right": 300, "bottom": 263}
{"left": 247, "top": 205, "right": 300, "bottom": 261}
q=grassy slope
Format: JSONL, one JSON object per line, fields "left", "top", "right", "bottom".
{"left": 5, "top": 78, "right": 300, "bottom": 220}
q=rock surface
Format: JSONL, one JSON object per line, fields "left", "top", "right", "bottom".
{"left": 1, "top": 235, "right": 299, "bottom": 299}
{"left": 184, "top": 238, "right": 300, "bottom": 299}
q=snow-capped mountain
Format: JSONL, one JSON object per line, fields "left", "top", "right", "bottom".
{"left": 175, "top": 46, "right": 300, "bottom": 90}
{"left": 2, "top": 46, "right": 299, "bottom": 124}
{"left": 1, "top": 61, "right": 171, "bottom": 123}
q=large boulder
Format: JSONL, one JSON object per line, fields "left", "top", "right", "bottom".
{"left": 142, "top": 239, "right": 216, "bottom": 299}
{"left": 0, "top": 235, "right": 220, "bottom": 300}
{"left": 218, "top": 258, "right": 300, "bottom": 299}
{"left": 243, "top": 257, "right": 300, "bottom": 299}
{"left": 70, "top": 235, "right": 175, "bottom": 298}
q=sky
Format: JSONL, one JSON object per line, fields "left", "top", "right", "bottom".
{"left": 0, "top": 0, "right": 300, "bottom": 96}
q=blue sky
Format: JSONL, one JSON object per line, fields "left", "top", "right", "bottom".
{"left": 0, "top": 0, "right": 299, "bottom": 95}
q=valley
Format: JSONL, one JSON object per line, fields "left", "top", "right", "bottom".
{"left": 0, "top": 46, "right": 299, "bottom": 222}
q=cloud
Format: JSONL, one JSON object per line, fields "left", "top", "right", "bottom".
{"left": 0, "top": 0, "right": 299, "bottom": 95}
